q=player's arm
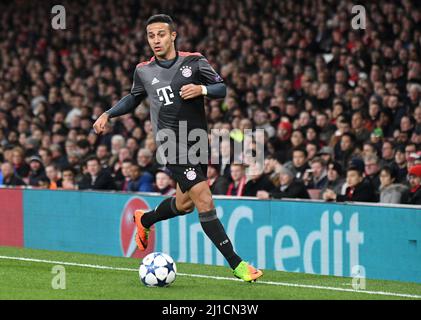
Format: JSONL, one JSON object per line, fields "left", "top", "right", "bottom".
{"left": 180, "top": 57, "right": 226, "bottom": 100}
{"left": 198, "top": 57, "right": 226, "bottom": 98}
{"left": 93, "top": 68, "right": 146, "bottom": 134}
{"left": 104, "top": 94, "right": 143, "bottom": 119}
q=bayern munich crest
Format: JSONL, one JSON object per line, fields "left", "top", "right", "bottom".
{"left": 184, "top": 167, "right": 197, "bottom": 181}
{"left": 180, "top": 65, "right": 192, "bottom": 78}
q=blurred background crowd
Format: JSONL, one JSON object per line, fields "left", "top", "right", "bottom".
{"left": 0, "top": 0, "right": 420, "bottom": 204}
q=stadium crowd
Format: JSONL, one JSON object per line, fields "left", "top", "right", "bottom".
{"left": 0, "top": 0, "right": 420, "bottom": 204}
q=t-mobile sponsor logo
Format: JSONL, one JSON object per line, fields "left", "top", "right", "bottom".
{"left": 157, "top": 86, "right": 175, "bottom": 106}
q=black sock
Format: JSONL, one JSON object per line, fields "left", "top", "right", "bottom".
{"left": 141, "top": 197, "right": 188, "bottom": 228}
{"left": 199, "top": 209, "right": 242, "bottom": 269}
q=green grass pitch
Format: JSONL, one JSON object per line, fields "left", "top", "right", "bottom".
{"left": 1, "top": 246, "right": 421, "bottom": 300}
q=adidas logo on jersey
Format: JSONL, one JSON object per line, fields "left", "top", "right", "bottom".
{"left": 151, "top": 77, "right": 160, "bottom": 85}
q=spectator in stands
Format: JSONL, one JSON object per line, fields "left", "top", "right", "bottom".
{"left": 379, "top": 166, "right": 408, "bottom": 204}
{"left": 284, "top": 147, "right": 310, "bottom": 181}
{"left": 402, "top": 164, "right": 421, "bottom": 205}
{"left": 263, "top": 157, "right": 282, "bottom": 187}
{"left": 226, "top": 164, "right": 247, "bottom": 196}
{"left": 50, "top": 143, "right": 67, "bottom": 170}
{"left": 290, "top": 129, "right": 306, "bottom": 152}
{"left": 330, "top": 116, "right": 351, "bottom": 150}
{"left": 78, "top": 156, "right": 116, "bottom": 190}
{"left": 335, "top": 132, "right": 357, "bottom": 171}
{"left": 411, "top": 126, "right": 421, "bottom": 148}
{"left": 45, "top": 164, "right": 62, "bottom": 189}
{"left": 28, "top": 155, "right": 47, "bottom": 187}
{"left": 76, "top": 139, "right": 92, "bottom": 162}
{"left": 257, "top": 166, "right": 310, "bottom": 200}
{"left": 351, "top": 111, "right": 370, "bottom": 145}
{"left": 316, "top": 113, "right": 335, "bottom": 144}
{"left": 118, "top": 160, "right": 133, "bottom": 191}
{"left": 126, "top": 137, "right": 140, "bottom": 157}
{"left": 11, "top": 147, "right": 29, "bottom": 179}
{"left": 38, "top": 148, "right": 53, "bottom": 168}
{"left": 0, "top": 162, "right": 25, "bottom": 186}
{"left": 369, "top": 128, "right": 384, "bottom": 151}
{"left": 219, "top": 139, "right": 233, "bottom": 180}
{"left": 244, "top": 162, "right": 275, "bottom": 197}
{"left": 127, "top": 164, "right": 154, "bottom": 193}
{"left": 414, "top": 106, "right": 421, "bottom": 128}
{"left": 320, "top": 161, "right": 345, "bottom": 199}
{"left": 96, "top": 144, "right": 111, "bottom": 169}
{"left": 305, "top": 142, "right": 319, "bottom": 162}
{"left": 404, "top": 142, "right": 417, "bottom": 161}
{"left": 364, "top": 154, "right": 382, "bottom": 192}
{"left": 37, "top": 176, "right": 51, "bottom": 189}
{"left": 154, "top": 168, "right": 176, "bottom": 196}
{"left": 381, "top": 141, "right": 395, "bottom": 166}
{"left": 270, "top": 121, "right": 292, "bottom": 164}
{"left": 317, "top": 146, "right": 334, "bottom": 165}
{"left": 113, "top": 148, "right": 133, "bottom": 189}
{"left": 304, "top": 157, "right": 328, "bottom": 190}
{"left": 393, "top": 145, "right": 408, "bottom": 183}
{"left": 110, "top": 135, "right": 126, "bottom": 164}
{"left": 362, "top": 142, "right": 379, "bottom": 159}
{"left": 136, "top": 148, "right": 158, "bottom": 176}
{"left": 207, "top": 163, "right": 229, "bottom": 195}
{"left": 61, "top": 167, "right": 78, "bottom": 190}
{"left": 322, "top": 165, "right": 377, "bottom": 203}
{"left": 254, "top": 109, "right": 275, "bottom": 138}
{"left": 400, "top": 115, "right": 414, "bottom": 136}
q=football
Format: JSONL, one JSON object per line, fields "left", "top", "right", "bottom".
{"left": 139, "top": 252, "right": 177, "bottom": 287}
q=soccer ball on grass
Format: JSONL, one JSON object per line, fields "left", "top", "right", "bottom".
{"left": 139, "top": 252, "right": 177, "bottom": 287}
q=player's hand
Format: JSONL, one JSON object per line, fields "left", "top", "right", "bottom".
{"left": 93, "top": 112, "right": 110, "bottom": 135}
{"left": 180, "top": 84, "right": 203, "bottom": 100}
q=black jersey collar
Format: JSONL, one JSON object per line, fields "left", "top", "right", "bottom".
{"left": 154, "top": 51, "right": 179, "bottom": 69}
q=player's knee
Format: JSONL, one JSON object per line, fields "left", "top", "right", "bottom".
{"left": 189, "top": 181, "right": 214, "bottom": 212}
{"left": 175, "top": 199, "right": 195, "bottom": 214}
{"left": 195, "top": 197, "right": 214, "bottom": 213}
{"left": 180, "top": 202, "right": 195, "bottom": 213}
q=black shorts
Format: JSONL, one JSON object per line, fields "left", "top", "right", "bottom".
{"left": 166, "top": 163, "right": 208, "bottom": 193}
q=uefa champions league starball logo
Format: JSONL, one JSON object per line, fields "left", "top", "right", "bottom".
{"left": 120, "top": 197, "right": 155, "bottom": 259}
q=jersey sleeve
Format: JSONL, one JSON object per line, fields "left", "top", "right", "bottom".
{"left": 198, "top": 57, "right": 224, "bottom": 85}
{"left": 131, "top": 68, "right": 148, "bottom": 98}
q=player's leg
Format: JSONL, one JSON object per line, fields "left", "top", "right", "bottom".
{"left": 187, "top": 180, "right": 263, "bottom": 282}
{"left": 175, "top": 183, "right": 195, "bottom": 213}
{"left": 134, "top": 184, "right": 195, "bottom": 251}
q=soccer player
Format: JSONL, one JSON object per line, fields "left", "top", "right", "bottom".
{"left": 93, "top": 14, "right": 263, "bottom": 282}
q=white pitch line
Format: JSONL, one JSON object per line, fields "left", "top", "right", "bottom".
{"left": 1, "top": 255, "right": 420, "bottom": 299}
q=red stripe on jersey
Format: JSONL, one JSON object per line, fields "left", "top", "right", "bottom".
{"left": 178, "top": 51, "right": 202, "bottom": 57}
{"left": 136, "top": 56, "right": 155, "bottom": 68}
